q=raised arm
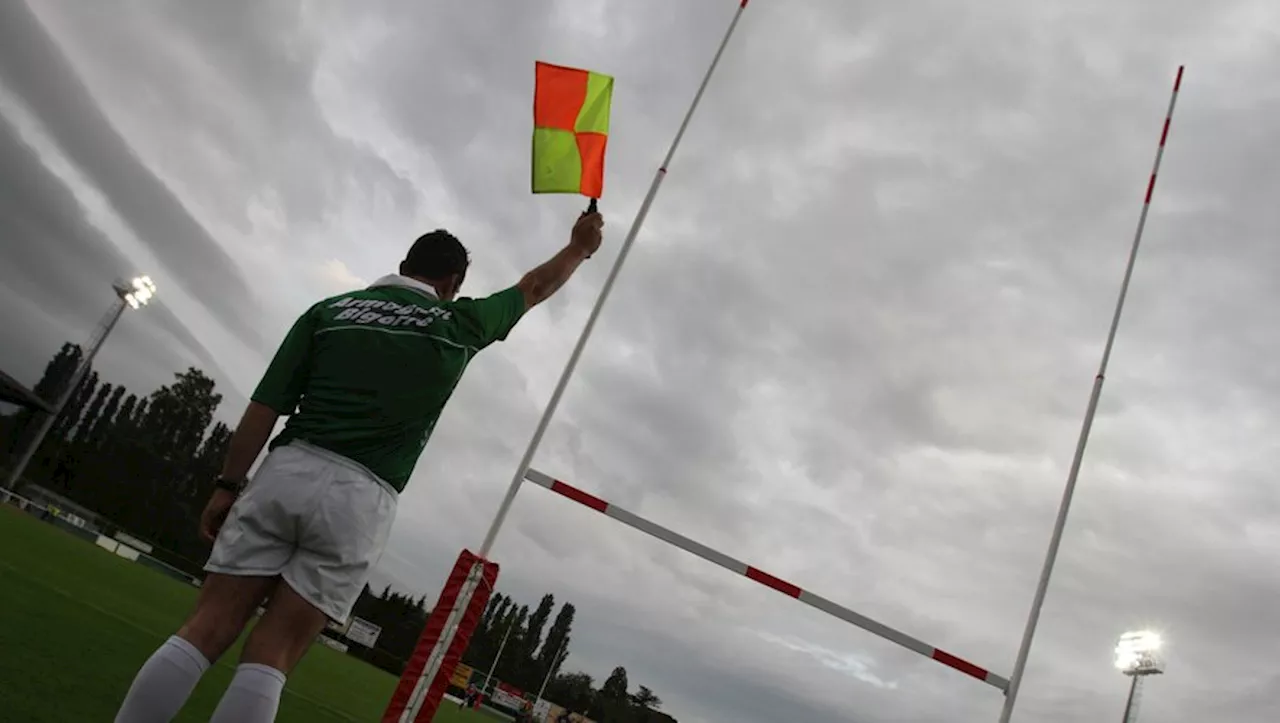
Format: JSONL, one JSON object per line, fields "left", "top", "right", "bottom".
{"left": 516, "top": 211, "right": 604, "bottom": 309}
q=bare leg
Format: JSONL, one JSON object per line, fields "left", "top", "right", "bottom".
{"left": 114, "top": 573, "right": 276, "bottom": 722}
{"left": 178, "top": 573, "right": 279, "bottom": 662}
{"left": 241, "top": 580, "right": 331, "bottom": 672}
{"left": 206, "top": 581, "right": 331, "bottom": 723}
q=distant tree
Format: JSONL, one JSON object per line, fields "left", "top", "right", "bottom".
{"left": 601, "top": 667, "right": 629, "bottom": 700}
{"left": 143, "top": 368, "right": 221, "bottom": 462}
{"left": 85, "top": 384, "right": 126, "bottom": 447}
{"left": 113, "top": 393, "right": 138, "bottom": 437}
{"left": 480, "top": 592, "right": 504, "bottom": 631}
{"left": 545, "top": 672, "right": 595, "bottom": 714}
{"left": 36, "top": 343, "right": 83, "bottom": 400}
{"left": 630, "top": 685, "right": 662, "bottom": 714}
{"left": 464, "top": 593, "right": 507, "bottom": 674}
{"left": 495, "top": 604, "right": 531, "bottom": 686}
{"left": 130, "top": 398, "right": 149, "bottom": 429}
{"left": 587, "top": 666, "right": 632, "bottom": 721}
{"left": 5, "top": 342, "right": 80, "bottom": 457}
{"left": 487, "top": 597, "right": 513, "bottom": 639}
{"left": 183, "top": 421, "right": 231, "bottom": 501}
{"left": 522, "top": 594, "right": 553, "bottom": 662}
{"left": 476, "top": 591, "right": 509, "bottom": 660}
{"left": 191, "top": 423, "right": 232, "bottom": 474}
{"left": 538, "top": 602, "right": 575, "bottom": 676}
{"left": 75, "top": 382, "right": 113, "bottom": 442}
{"left": 50, "top": 370, "right": 97, "bottom": 443}
{"left": 9, "top": 348, "right": 233, "bottom": 578}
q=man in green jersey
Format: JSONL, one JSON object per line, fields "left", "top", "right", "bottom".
{"left": 114, "top": 211, "right": 605, "bottom": 723}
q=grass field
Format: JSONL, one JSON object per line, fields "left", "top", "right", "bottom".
{"left": 0, "top": 505, "right": 496, "bottom": 722}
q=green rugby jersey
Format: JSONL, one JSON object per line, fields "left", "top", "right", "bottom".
{"left": 251, "top": 274, "right": 526, "bottom": 492}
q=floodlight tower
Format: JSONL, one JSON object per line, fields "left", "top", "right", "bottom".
{"left": 1115, "top": 630, "right": 1164, "bottom": 723}
{"left": 3, "top": 276, "right": 156, "bottom": 489}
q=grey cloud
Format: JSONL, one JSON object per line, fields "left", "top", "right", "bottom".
{"left": 0, "top": 110, "right": 234, "bottom": 401}
{"left": 389, "top": 0, "right": 1280, "bottom": 716}
{"left": 0, "top": 111, "right": 134, "bottom": 330}
{"left": 0, "top": 0, "right": 263, "bottom": 349}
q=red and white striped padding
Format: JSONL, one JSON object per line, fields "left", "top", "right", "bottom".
{"left": 523, "top": 468, "right": 1009, "bottom": 691}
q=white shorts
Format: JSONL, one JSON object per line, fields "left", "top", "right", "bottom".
{"left": 205, "top": 440, "right": 397, "bottom": 623}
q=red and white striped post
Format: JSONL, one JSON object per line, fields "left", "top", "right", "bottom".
{"left": 997, "top": 65, "right": 1185, "bottom": 723}
{"left": 524, "top": 468, "right": 1009, "bottom": 690}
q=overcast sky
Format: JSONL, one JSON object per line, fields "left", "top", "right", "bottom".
{"left": 3, "top": 0, "right": 1280, "bottom": 721}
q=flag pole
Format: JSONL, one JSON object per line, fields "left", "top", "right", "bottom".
{"left": 478, "top": 0, "right": 751, "bottom": 559}
{"left": 997, "top": 65, "right": 1185, "bottom": 723}
{"left": 400, "top": 9, "right": 751, "bottom": 718}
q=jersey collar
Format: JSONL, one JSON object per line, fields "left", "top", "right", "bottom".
{"left": 367, "top": 274, "right": 439, "bottom": 301}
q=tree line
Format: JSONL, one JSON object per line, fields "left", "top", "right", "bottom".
{"left": 346, "top": 584, "right": 673, "bottom": 721}
{"left": 549, "top": 667, "right": 673, "bottom": 723}
{"left": 0, "top": 341, "right": 675, "bottom": 721}
{"left": 459, "top": 589, "right": 672, "bottom": 723}
{"left": 1, "top": 342, "right": 230, "bottom": 574}
{"left": 465, "top": 591, "right": 574, "bottom": 693}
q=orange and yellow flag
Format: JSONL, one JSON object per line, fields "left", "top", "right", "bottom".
{"left": 532, "top": 61, "right": 614, "bottom": 199}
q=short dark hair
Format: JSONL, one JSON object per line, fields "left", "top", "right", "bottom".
{"left": 402, "top": 229, "right": 470, "bottom": 280}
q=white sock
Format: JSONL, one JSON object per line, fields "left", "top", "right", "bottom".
{"left": 114, "top": 635, "right": 211, "bottom": 723}
{"left": 209, "top": 663, "right": 287, "bottom": 723}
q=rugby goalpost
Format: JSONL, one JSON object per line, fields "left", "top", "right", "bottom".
{"left": 382, "top": 0, "right": 1186, "bottom": 717}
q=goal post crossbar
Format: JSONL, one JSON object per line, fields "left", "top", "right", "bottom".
{"left": 523, "top": 468, "right": 1009, "bottom": 691}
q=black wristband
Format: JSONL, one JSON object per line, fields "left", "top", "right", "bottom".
{"left": 214, "top": 477, "right": 245, "bottom": 494}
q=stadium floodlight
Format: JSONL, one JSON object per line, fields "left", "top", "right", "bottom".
{"left": 1115, "top": 630, "right": 1164, "bottom": 676}
{"left": 2, "top": 276, "right": 156, "bottom": 490}
{"left": 1116, "top": 630, "right": 1165, "bottom": 723}
{"left": 120, "top": 275, "right": 156, "bottom": 309}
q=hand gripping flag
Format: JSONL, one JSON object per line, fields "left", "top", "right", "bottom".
{"left": 532, "top": 61, "right": 614, "bottom": 199}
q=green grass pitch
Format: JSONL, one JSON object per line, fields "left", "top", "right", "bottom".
{"left": 0, "top": 506, "right": 496, "bottom": 722}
